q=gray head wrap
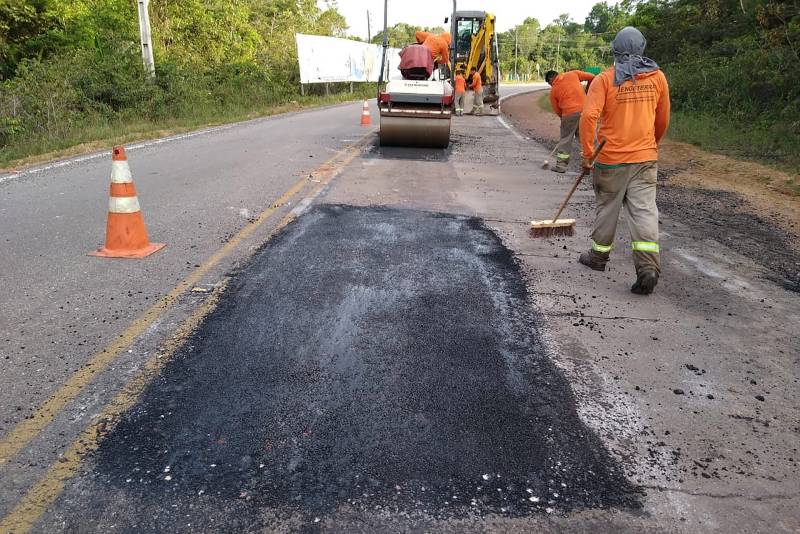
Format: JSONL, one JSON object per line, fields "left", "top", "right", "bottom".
{"left": 612, "top": 26, "right": 659, "bottom": 86}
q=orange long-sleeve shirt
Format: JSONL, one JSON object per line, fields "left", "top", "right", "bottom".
{"left": 416, "top": 31, "right": 451, "bottom": 65}
{"left": 470, "top": 72, "right": 482, "bottom": 91}
{"left": 549, "top": 70, "right": 595, "bottom": 117}
{"left": 454, "top": 74, "right": 466, "bottom": 93}
{"left": 580, "top": 68, "right": 671, "bottom": 164}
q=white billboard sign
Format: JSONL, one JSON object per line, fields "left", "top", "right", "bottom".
{"left": 295, "top": 33, "right": 401, "bottom": 84}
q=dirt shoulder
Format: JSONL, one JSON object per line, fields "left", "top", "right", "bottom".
{"left": 502, "top": 90, "right": 800, "bottom": 292}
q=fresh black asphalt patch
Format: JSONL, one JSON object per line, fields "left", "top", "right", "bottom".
{"left": 46, "top": 205, "right": 640, "bottom": 531}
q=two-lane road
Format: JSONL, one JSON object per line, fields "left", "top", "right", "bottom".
{"left": 0, "top": 101, "right": 378, "bottom": 432}
{"left": 0, "top": 84, "right": 545, "bottom": 433}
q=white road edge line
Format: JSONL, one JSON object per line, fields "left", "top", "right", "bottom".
{"left": 496, "top": 116, "right": 526, "bottom": 141}
{"left": 0, "top": 123, "right": 241, "bottom": 186}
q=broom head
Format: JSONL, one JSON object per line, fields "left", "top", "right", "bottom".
{"left": 530, "top": 218, "right": 576, "bottom": 238}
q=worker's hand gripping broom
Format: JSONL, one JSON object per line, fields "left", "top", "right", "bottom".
{"left": 530, "top": 139, "right": 606, "bottom": 239}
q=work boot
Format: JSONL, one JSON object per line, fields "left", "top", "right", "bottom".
{"left": 578, "top": 250, "right": 608, "bottom": 271}
{"left": 553, "top": 152, "right": 569, "bottom": 173}
{"left": 631, "top": 269, "right": 659, "bottom": 295}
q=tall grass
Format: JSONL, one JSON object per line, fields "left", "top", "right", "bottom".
{"left": 669, "top": 111, "right": 800, "bottom": 173}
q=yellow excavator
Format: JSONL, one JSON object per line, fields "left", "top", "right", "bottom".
{"left": 451, "top": 11, "right": 500, "bottom": 108}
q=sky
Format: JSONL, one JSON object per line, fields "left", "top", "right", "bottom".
{"left": 320, "top": 0, "right": 602, "bottom": 40}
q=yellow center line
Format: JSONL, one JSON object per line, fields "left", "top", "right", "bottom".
{"left": 0, "top": 282, "right": 227, "bottom": 534}
{"left": 0, "top": 130, "right": 373, "bottom": 533}
{"left": 0, "top": 131, "right": 374, "bottom": 468}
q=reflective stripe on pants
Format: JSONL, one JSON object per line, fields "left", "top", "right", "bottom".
{"left": 632, "top": 241, "right": 660, "bottom": 253}
{"left": 592, "top": 240, "right": 613, "bottom": 253}
{"left": 455, "top": 92, "right": 465, "bottom": 113}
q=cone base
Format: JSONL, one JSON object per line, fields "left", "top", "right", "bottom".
{"left": 88, "top": 242, "right": 165, "bottom": 259}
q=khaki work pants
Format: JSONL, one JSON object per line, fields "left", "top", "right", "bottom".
{"left": 471, "top": 88, "right": 484, "bottom": 114}
{"left": 591, "top": 161, "right": 660, "bottom": 275}
{"left": 455, "top": 92, "right": 465, "bottom": 114}
{"left": 555, "top": 112, "right": 580, "bottom": 168}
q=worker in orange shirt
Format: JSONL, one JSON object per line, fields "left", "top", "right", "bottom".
{"left": 415, "top": 31, "right": 451, "bottom": 73}
{"left": 545, "top": 69, "right": 596, "bottom": 173}
{"left": 454, "top": 70, "right": 467, "bottom": 115}
{"left": 578, "top": 26, "right": 670, "bottom": 295}
{"left": 469, "top": 67, "right": 483, "bottom": 115}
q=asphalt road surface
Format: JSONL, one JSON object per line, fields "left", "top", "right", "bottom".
{"left": 1, "top": 87, "right": 798, "bottom": 533}
{"left": 0, "top": 102, "right": 375, "bottom": 430}
{"left": 41, "top": 205, "right": 638, "bottom": 531}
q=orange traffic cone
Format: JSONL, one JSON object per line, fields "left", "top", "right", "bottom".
{"left": 88, "top": 146, "right": 165, "bottom": 259}
{"left": 360, "top": 99, "right": 371, "bottom": 126}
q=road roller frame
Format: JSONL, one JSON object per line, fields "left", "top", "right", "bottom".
{"left": 376, "top": 0, "right": 457, "bottom": 149}
{"left": 378, "top": 80, "right": 453, "bottom": 148}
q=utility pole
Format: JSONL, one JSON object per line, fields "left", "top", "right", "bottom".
{"left": 137, "top": 0, "right": 155, "bottom": 78}
{"left": 451, "top": 0, "right": 457, "bottom": 79}
{"left": 377, "top": 0, "right": 388, "bottom": 98}
{"left": 367, "top": 10, "right": 372, "bottom": 42}
{"left": 513, "top": 28, "right": 518, "bottom": 81}
{"left": 555, "top": 30, "right": 561, "bottom": 71}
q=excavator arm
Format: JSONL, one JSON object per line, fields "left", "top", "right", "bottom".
{"left": 466, "top": 14, "right": 495, "bottom": 84}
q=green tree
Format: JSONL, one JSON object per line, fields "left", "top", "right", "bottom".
{"left": 584, "top": 1, "right": 632, "bottom": 34}
{"left": 371, "top": 23, "right": 446, "bottom": 48}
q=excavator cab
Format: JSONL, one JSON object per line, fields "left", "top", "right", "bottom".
{"left": 451, "top": 11, "right": 500, "bottom": 107}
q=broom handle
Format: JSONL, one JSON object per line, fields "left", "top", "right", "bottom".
{"left": 549, "top": 139, "right": 606, "bottom": 224}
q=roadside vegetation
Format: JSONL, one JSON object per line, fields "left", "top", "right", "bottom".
{"left": 0, "top": 0, "right": 365, "bottom": 168}
{"left": 498, "top": 0, "right": 799, "bottom": 173}
{"left": 2, "top": 0, "right": 798, "bottom": 173}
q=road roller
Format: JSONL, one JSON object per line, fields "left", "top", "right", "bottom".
{"left": 378, "top": 77, "right": 453, "bottom": 149}
{"left": 376, "top": 1, "right": 454, "bottom": 149}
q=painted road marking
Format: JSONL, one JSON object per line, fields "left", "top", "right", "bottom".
{"left": 0, "top": 283, "right": 227, "bottom": 534}
{"left": 496, "top": 116, "right": 527, "bottom": 141}
{"left": 0, "top": 132, "right": 373, "bottom": 533}
{"left": 0, "top": 132, "right": 374, "bottom": 469}
{"left": 497, "top": 84, "right": 547, "bottom": 103}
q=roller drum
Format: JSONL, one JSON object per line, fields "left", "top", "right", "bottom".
{"left": 379, "top": 115, "right": 451, "bottom": 149}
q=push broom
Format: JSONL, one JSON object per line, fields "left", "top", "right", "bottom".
{"left": 530, "top": 139, "right": 606, "bottom": 238}
{"left": 540, "top": 144, "right": 558, "bottom": 170}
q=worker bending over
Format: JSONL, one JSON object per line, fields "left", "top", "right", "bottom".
{"left": 469, "top": 67, "right": 483, "bottom": 115}
{"left": 545, "top": 69, "right": 596, "bottom": 173}
{"left": 454, "top": 70, "right": 466, "bottom": 115}
{"left": 415, "top": 31, "right": 451, "bottom": 74}
{"left": 579, "top": 26, "right": 670, "bottom": 295}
